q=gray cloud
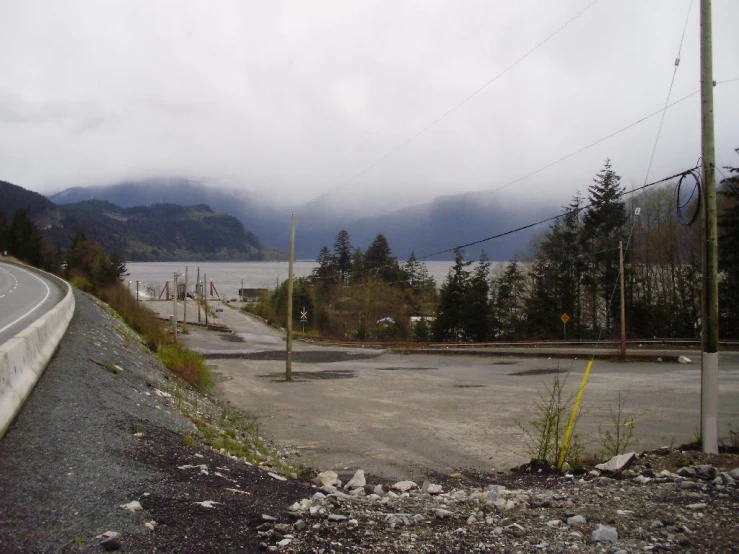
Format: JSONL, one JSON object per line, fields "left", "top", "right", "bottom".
{"left": 1, "top": 0, "right": 737, "bottom": 212}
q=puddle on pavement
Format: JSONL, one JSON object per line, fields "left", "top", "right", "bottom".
{"left": 203, "top": 350, "right": 382, "bottom": 363}
{"left": 376, "top": 367, "right": 438, "bottom": 371}
{"left": 258, "top": 369, "right": 356, "bottom": 381}
{"left": 507, "top": 368, "right": 566, "bottom": 376}
{"left": 219, "top": 333, "right": 245, "bottom": 343}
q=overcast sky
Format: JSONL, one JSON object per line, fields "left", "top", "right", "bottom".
{"left": 1, "top": 0, "right": 738, "bottom": 211}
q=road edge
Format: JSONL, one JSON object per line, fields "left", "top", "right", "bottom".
{"left": 0, "top": 264, "right": 75, "bottom": 438}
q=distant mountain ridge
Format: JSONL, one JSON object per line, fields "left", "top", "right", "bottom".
{"left": 50, "top": 177, "right": 550, "bottom": 261}
{"left": 1, "top": 180, "right": 268, "bottom": 261}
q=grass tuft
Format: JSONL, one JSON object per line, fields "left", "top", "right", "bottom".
{"left": 157, "top": 344, "right": 213, "bottom": 389}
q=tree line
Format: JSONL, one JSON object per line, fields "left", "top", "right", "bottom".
{"left": 433, "top": 155, "right": 739, "bottom": 342}
{"left": 251, "top": 154, "right": 739, "bottom": 343}
{"left": 0, "top": 209, "right": 126, "bottom": 291}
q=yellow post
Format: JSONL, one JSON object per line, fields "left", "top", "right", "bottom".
{"left": 558, "top": 359, "right": 594, "bottom": 468}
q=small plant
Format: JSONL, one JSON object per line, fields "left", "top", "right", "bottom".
{"left": 598, "top": 392, "right": 637, "bottom": 458}
{"left": 182, "top": 433, "right": 197, "bottom": 447}
{"left": 519, "top": 371, "right": 582, "bottom": 468}
{"left": 104, "top": 363, "right": 121, "bottom": 375}
{"left": 72, "top": 536, "right": 85, "bottom": 546}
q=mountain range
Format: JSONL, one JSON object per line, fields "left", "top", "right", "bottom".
{"left": 50, "top": 177, "right": 551, "bottom": 261}
{"left": 1, "top": 180, "right": 266, "bottom": 261}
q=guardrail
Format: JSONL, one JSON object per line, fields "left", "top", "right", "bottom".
{"left": 0, "top": 267, "right": 75, "bottom": 438}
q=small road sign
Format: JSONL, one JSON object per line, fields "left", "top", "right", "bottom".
{"left": 300, "top": 309, "right": 308, "bottom": 321}
{"left": 560, "top": 313, "right": 570, "bottom": 324}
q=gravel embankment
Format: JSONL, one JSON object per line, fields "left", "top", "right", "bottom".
{"left": 0, "top": 290, "right": 737, "bottom": 553}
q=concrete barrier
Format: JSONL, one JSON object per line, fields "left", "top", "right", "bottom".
{"left": 0, "top": 268, "right": 75, "bottom": 438}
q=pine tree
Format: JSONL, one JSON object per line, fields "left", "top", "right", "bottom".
{"left": 364, "top": 234, "right": 398, "bottom": 283}
{"left": 313, "top": 245, "right": 335, "bottom": 286}
{"left": 9, "top": 209, "right": 43, "bottom": 267}
{"left": 493, "top": 260, "right": 525, "bottom": 340}
{"left": 462, "top": 252, "right": 492, "bottom": 341}
{"left": 432, "top": 249, "right": 470, "bottom": 341}
{"left": 581, "top": 160, "right": 626, "bottom": 334}
{"left": 333, "top": 230, "right": 353, "bottom": 284}
{"left": 718, "top": 152, "right": 739, "bottom": 336}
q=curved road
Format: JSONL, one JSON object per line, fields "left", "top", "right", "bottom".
{"left": 0, "top": 262, "right": 65, "bottom": 345}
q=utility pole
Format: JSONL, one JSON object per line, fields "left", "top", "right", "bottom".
{"left": 700, "top": 0, "right": 719, "bottom": 454}
{"left": 204, "top": 272, "right": 208, "bottom": 326}
{"left": 173, "top": 272, "right": 178, "bottom": 344}
{"left": 285, "top": 213, "right": 295, "bottom": 382}
{"left": 183, "top": 266, "right": 188, "bottom": 333}
{"left": 241, "top": 278, "right": 244, "bottom": 303}
{"left": 197, "top": 267, "right": 201, "bottom": 323}
{"left": 619, "top": 241, "right": 626, "bottom": 358}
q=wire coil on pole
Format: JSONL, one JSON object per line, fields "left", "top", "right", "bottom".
{"left": 675, "top": 169, "right": 702, "bottom": 226}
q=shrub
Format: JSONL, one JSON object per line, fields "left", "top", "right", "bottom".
{"left": 99, "top": 283, "right": 171, "bottom": 351}
{"left": 70, "top": 275, "right": 94, "bottom": 292}
{"left": 157, "top": 344, "right": 213, "bottom": 389}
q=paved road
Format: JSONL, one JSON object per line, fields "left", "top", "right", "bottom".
{"left": 169, "top": 303, "right": 739, "bottom": 482}
{"left": 0, "top": 262, "right": 65, "bottom": 345}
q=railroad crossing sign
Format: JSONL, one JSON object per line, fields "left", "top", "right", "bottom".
{"left": 300, "top": 309, "right": 308, "bottom": 321}
{"left": 560, "top": 313, "right": 570, "bottom": 324}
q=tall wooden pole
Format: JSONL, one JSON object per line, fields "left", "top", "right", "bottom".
{"left": 173, "top": 272, "right": 178, "bottom": 344}
{"left": 286, "top": 213, "right": 295, "bottom": 382}
{"left": 183, "top": 266, "right": 188, "bottom": 333}
{"left": 197, "top": 267, "right": 201, "bottom": 323}
{"left": 700, "top": 0, "right": 719, "bottom": 454}
{"left": 619, "top": 241, "right": 626, "bottom": 358}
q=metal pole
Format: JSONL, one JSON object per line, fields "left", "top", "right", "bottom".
{"left": 136, "top": 280, "right": 139, "bottom": 302}
{"left": 286, "top": 213, "right": 295, "bottom": 382}
{"left": 183, "top": 266, "right": 188, "bottom": 333}
{"left": 173, "top": 272, "right": 178, "bottom": 344}
{"left": 197, "top": 267, "right": 201, "bottom": 323}
{"left": 700, "top": 0, "right": 719, "bottom": 454}
{"left": 619, "top": 240, "right": 626, "bottom": 358}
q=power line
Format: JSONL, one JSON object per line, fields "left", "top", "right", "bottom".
{"left": 302, "top": 0, "right": 604, "bottom": 209}
{"left": 419, "top": 167, "right": 697, "bottom": 259}
{"left": 478, "top": 90, "right": 699, "bottom": 197}
{"left": 641, "top": 0, "right": 693, "bottom": 186}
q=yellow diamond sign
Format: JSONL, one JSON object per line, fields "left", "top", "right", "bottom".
{"left": 560, "top": 313, "right": 570, "bottom": 324}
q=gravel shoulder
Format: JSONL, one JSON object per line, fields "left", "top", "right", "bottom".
{"left": 0, "top": 291, "right": 737, "bottom": 553}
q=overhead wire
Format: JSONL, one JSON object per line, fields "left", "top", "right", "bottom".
{"left": 418, "top": 167, "right": 697, "bottom": 259}
{"left": 301, "top": 0, "right": 604, "bottom": 209}
{"left": 640, "top": 0, "right": 693, "bottom": 186}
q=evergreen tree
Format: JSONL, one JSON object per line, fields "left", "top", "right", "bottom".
{"left": 719, "top": 153, "right": 739, "bottom": 336}
{"left": 0, "top": 210, "right": 8, "bottom": 254}
{"left": 333, "top": 230, "right": 353, "bottom": 284}
{"left": 313, "top": 245, "right": 335, "bottom": 286}
{"left": 493, "top": 260, "right": 525, "bottom": 340}
{"left": 432, "top": 249, "right": 470, "bottom": 341}
{"left": 9, "top": 209, "right": 43, "bottom": 267}
{"left": 364, "top": 233, "right": 398, "bottom": 282}
{"left": 462, "top": 252, "right": 492, "bottom": 341}
{"left": 351, "top": 247, "right": 365, "bottom": 284}
{"left": 580, "top": 160, "right": 626, "bottom": 334}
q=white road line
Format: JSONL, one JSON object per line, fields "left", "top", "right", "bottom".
{"left": 0, "top": 265, "right": 52, "bottom": 336}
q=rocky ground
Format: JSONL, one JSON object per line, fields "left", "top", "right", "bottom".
{"left": 0, "top": 291, "right": 737, "bottom": 553}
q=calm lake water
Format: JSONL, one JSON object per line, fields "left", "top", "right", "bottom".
{"left": 125, "top": 260, "right": 513, "bottom": 299}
